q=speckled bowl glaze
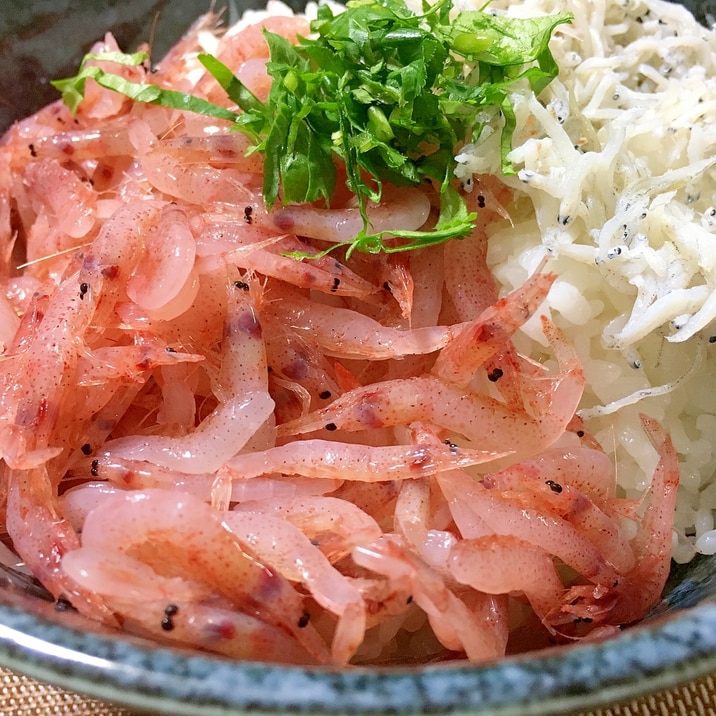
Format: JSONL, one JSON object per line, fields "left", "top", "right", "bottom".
{"left": 2, "top": 1, "right": 716, "bottom": 714}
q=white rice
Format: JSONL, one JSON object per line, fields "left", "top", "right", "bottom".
{"left": 453, "top": 0, "right": 716, "bottom": 563}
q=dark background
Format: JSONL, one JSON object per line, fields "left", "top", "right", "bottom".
{"left": 0, "top": 0, "right": 713, "bottom": 134}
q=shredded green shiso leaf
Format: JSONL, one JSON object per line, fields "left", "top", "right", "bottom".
{"left": 52, "top": 0, "right": 572, "bottom": 257}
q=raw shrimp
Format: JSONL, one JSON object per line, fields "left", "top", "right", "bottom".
{"left": 63, "top": 546, "right": 318, "bottom": 663}
{"left": 238, "top": 235, "right": 380, "bottom": 300}
{"left": 394, "top": 477, "right": 458, "bottom": 573}
{"left": 376, "top": 253, "right": 414, "bottom": 320}
{"left": 125, "top": 203, "right": 198, "bottom": 319}
{"left": 212, "top": 15, "right": 312, "bottom": 82}
{"left": 77, "top": 341, "right": 204, "bottom": 386}
{"left": 98, "top": 276, "right": 276, "bottom": 472}
{"left": 224, "top": 439, "right": 505, "bottom": 483}
{"left": 432, "top": 267, "right": 556, "bottom": 388}
{"left": 436, "top": 468, "right": 621, "bottom": 588}
{"left": 263, "top": 287, "right": 458, "bottom": 360}
{"left": 77, "top": 455, "right": 341, "bottom": 502}
{"left": 78, "top": 200, "right": 165, "bottom": 327}
{"left": 0, "top": 274, "right": 94, "bottom": 467}
{"left": 67, "top": 488, "right": 331, "bottom": 662}
{"left": 511, "top": 446, "right": 618, "bottom": 502}
{"left": 280, "top": 345, "right": 581, "bottom": 461}
{"left": 28, "top": 124, "right": 137, "bottom": 163}
{"left": 559, "top": 415, "right": 679, "bottom": 627}
{"left": 232, "top": 495, "right": 382, "bottom": 563}
{"left": 24, "top": 159, "right": 96, "bottom": 240}
{"left": 99, "top": 390, "right": 273, "bottom": 474}
{"left": 140, "top": 135, "right": 262, "bottom": 205}
{"left": 481, "top": 463, "right": 636, "bottom": 575}
{"left": 443, "top": 176, "right": 513, "bottom": 321}
{"left": 353, "top": 538, "right": 509, "bottom": 661}
{"left": 3, "top": 465, "right": 116, "bottom": 623}
{"left": 264, "top": 188, "right": 431, "bottom": 244}
{"left": 450, "top": 535, "right": 565, "bottom": 628}
{"left": 222, "top": 510, "right": 366, "bottom": 663}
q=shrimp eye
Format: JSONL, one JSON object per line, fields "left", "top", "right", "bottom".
{"left": 79, "top": 282, "right": 89, "bottom": 299}
{"left": 54, "top": 597, "right": 74, "bottom": 612}
{"left": 545, "top": 480, "right": 563, "bottom": 493}
{"left": 443, "top": 439, "right": 458, "bottom": 453}
{"left": 297, "top": 611, "right": 311, "bottom": 628}
{"left": 90, "top": 459, "right": 100, "bottom": 477}
{"left": 318, "top": 390, "right": 332, "bottom": 400}
{"left": 487, "top": 368, "right": 504, "bottom": 382}
{"left": 233, "top": 280, "right": 250, "bottom": 291}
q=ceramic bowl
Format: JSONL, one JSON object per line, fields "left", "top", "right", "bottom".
{"left": 1, "top": 1, "right": 716, "bottom": 714}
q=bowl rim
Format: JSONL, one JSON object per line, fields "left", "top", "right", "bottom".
{"left": 0, "top": 596, "right": 715, "bottom": 715}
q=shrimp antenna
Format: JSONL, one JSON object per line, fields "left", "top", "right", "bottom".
{"left": 16, "top": 242, "right": 92, "bottom": 270}
{"left": 148, "top": 11, "right": 161, "bottom": 68}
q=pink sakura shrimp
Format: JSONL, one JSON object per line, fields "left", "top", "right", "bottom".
{"left": 63, "top": 487, "right": 332, "bottom": 662}
{"left": 262, "top": 286, "right": 460, "bottom": 361}
{"left": 353, "top": 538, "right": 509, "bottom": 662}
{"left": 223, "top": 438, "right": 506, "bottom": 483}
{"left": 262, "top": 187, "right": 432, "bottom": 245}
{"left": 279, "top": 316, "right": 583, "bottom": 462}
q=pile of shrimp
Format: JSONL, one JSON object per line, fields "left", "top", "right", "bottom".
{"left": 0, "top": 8, "right": 678, "bottom": 666}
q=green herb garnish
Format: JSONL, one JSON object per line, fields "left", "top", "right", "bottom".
{"left": 52, "top": 0, "right": 571, "bottom": 257}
